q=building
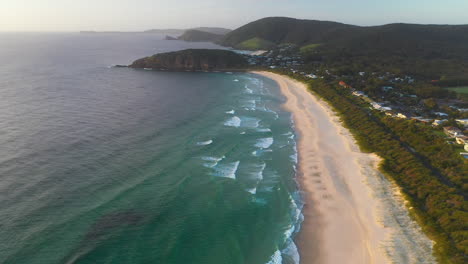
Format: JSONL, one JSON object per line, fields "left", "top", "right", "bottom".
{"left": 411, "top": 117, "right": 432, "bottom": 123}
{"left": 352, "top": 91, "right": 366, "bottom": 97}
{"left": 371, "top": 102, "right": 383, "bottom": 110}
{"left": 455, "top": 135, "right": 468, "bottom": 145}
{"left": 338, "top": 81, "right": 351, "bottom": 89}
{"left": 396, "top": 113, "right": 408, "bottom": 119}
{"left": 435, "top": 112, "right": 449, "bottom": 117}
{"left": 432, "top": 119, "right": 448, "bottom": 127}
{"left": 455, "top": 119, "right": 468, "bottom": 127}
{"left": 443, "top": 126, "right": 462, "bottom": 137}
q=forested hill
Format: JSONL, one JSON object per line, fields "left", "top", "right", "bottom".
{"left": 220, "top": 17, "right": 468, "bottom": 60}
{"left": 129, "top": 49, "right": 247, "bottom": 71}
{"left": 221, "top": 17, "right": 357, "bottom": 49}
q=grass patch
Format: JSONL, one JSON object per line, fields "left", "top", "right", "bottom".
{"left": 445, "top": 86, "right": 468, "bottom": 94}
{"left": 300, "top": 43, "right": 322, "bottom": 54}
{"left": 237, "top": 37, "right": 275, "bottom": 50}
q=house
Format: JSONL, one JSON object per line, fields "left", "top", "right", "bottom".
{"left": 359, "top": 72, "right": 365, "bottom": 76}
{"left": 371, "top": 102, "right": 383, "bottom": 110}
{"left": 306, "top": 74, "right": 318, "bottom": 79}
{"left": 432, "top": 119, "right": 448, "bottom": 127}
{"left": 455, "top": 135, "right": 468, "bottom": 145}
{"left": 352, "top": 91, "right": 366, "bottom": 97}
{"left": 381, "top": 106, "right": 392, "bottom": 111}
{"left": 435, "top": 112, "right": 449, "bottom": 117}
{"left": 411, "top": 117, "right": 432, "bottom": 123}
{"left": 396, "top": 113, "right": 408, "bottom": 119}
{"left": 443, "top": 126, "right": 462, "bottom": 137}
{"left": 455, "top": 119, "right": 468, "bottom": 127}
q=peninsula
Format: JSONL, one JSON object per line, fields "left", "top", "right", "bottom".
{"left": 129, "top": 49, "right": 248, "bottom": 71}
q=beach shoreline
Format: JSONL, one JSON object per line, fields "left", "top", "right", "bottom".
{"left": 252, "top": 71, "right": 392, "bottom": 264}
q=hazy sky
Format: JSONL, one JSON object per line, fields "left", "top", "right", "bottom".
{"left": 1, "top": 0, "right": 467, "bottom": 32}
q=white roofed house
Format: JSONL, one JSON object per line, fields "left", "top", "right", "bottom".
{"left": 371, "top": 102, "right": 383, "bottom": 110}
{"left": 455, "top": 135, "right": 468, "bottom": 145}
{"left": 371, "top": 102, "right": 392, "bottom": 112}
{"left": 432, "top": 119, "right": 448, "bottom": 127}
{"left": 396, "top": 113, "right": 408, "bottom": 119}
{"left": 443, "top": 126, "right": 462, "bottom": 138}
{"left": 352, "top": 91, "right": 367, "bottom": 97}
{"left": 435, "top": 112, "right": 449, "bottom": 117}
{"left": 455, "top": 119, "right": 468, "bottom": 127}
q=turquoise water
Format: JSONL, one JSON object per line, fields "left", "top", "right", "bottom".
{"left": 0, "top": 34, "right": 302, "bottom": 263}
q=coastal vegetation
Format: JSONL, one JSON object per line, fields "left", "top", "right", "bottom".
{"left": 299, "top": 43, "right": 321, "bottom": 54}
{"left": 236, "top": 37, "right": 275, "bottom": 50}
{"left": 274, "top": 69, "right": 468, "bottom": 264}
{"left": 446, "top": 87, "right": 468, "bottom": 95}
{"left": 129, "top": 49, "right": 248, "bottom": 71}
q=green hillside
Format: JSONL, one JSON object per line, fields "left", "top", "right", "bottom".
{"left": 221, "top": 17, "right": 356, "bottom": 49}
{"left": 178, "top": 30, "right": 225, "bottom": 42}
{"left": 221, "top": 17, "right": 468, "bottom": 61}
{"left": 237, "top": 37, "right": 275, "bottom": 50}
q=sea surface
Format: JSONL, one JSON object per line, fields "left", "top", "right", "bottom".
{"left": 0, "top": 33, "right": 302, "bottom": 263}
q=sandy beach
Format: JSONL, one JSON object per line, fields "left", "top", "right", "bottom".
{"left": 253, "top": 71, "right": 392, "bottom": 264}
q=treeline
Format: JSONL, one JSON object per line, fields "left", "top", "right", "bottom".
{"left": 274, "top": 69, "right": 468, "bottom": 263}
{"left": 304, "top": 53, "right": 468, "bottom": 84}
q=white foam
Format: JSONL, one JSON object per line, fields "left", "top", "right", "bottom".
{"left": 241, "top": 117, "right": 261, "bottom": 128}
{"left": 282, "top": 239, "right": 300, "bottom": 264}
{"left": 290, "top": 153, "right": 298, "bottom": 164}
{"left": 251, "top": 162, "right": 266, "bottom": 181}
{"left": 246, "top": 188, "right": 257, "bottom": 194}
{"left": 255, "top": 137, "right": 274, "bottom": 149}
{"left": 266, "top": 250, "right": 282, "bottom": 264}
{"left": 213, "top": 161, "right": 240, "bottom": 179}
{"left": 233, "top": 79, "right": 239, "bottom": 82}
{"left": 224, "top": 116, "right": 241, "bottom": 127}
{"left": 201, "top": 156, "right": 225, "bottom": 168}
{"left": 226, "top": 110, "right": 235, "bottom": 114}
{"left": 196, "top": 140, "right": 213, "bottom": 146}
{"left": 252, "top": 149, "right": 273, "bottom": 157}
{"left": 256, "top": 128, "right": 271, "bottom": 133}
{"left": 242, "top": 99, "right": 256, "bottom": 110}
{"left": 244, "top": 85, "right": 254, "bottom": 94}
{"left": 240, "top": 132, "right": 246, "bottom": 135}
{"left": 143, "top": 68, "right": 152, "bottom": 71}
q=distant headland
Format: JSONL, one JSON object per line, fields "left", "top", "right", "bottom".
{"left": 128, "top": 49, "right": 248, "bottom": 71}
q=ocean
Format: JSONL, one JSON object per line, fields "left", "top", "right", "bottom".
{"left": 0, "top": 33, "right": 302, "bottom": 263}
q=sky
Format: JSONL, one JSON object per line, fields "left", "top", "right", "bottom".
{"left": 1, "top": 0, "right": 467, "bottom": 32}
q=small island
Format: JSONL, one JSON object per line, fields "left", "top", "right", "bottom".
{"left": 129, "top": 49, "right": 248, "bottom": 71}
